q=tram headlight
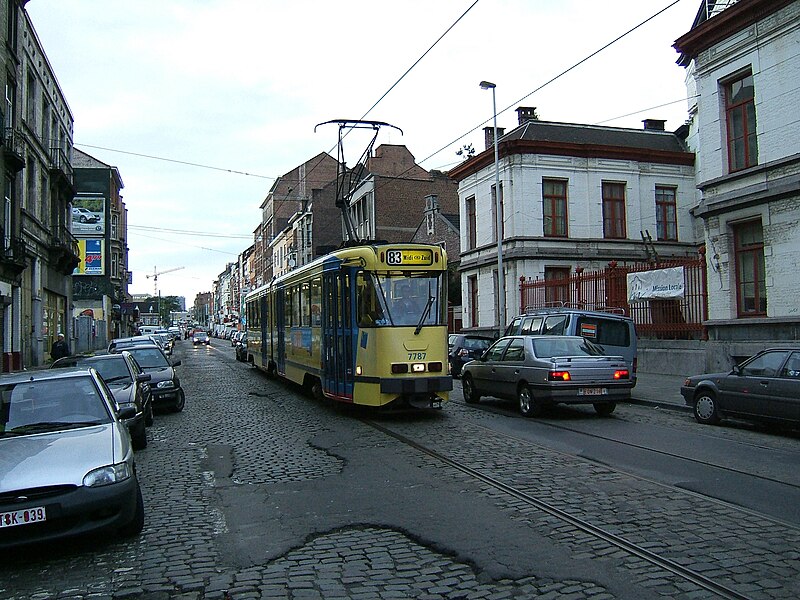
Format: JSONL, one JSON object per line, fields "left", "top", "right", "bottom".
{"left": 356, "top": 365, "right": 363, "bottom": 376}
{"left": 412, "top": 363, "right": 425, "bottom": 373}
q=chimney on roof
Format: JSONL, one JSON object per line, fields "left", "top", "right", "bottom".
{"left": 483, "top": 126, "right": 505, "bottom": 151}
{"left": 642, "top": 119, "right": 666, "bottom": 131}
{"left": 516, "top": 107, "right": 538, "bottom": 125}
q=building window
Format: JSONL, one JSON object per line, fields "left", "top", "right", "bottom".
{"left": 26, "top": 70, "right": 35, "bottom": 129}
{"left": 655, "top": 186, "right": 677, "bottom": 241}
{"left": 5, "top": 82, "right": 15, "bottom": 130}
{"left": 468, "top": 275, "right": 478, "bottom": 327}
{"left": 543, "top": 179, "right": 568, "bottom": 237}
{"left": 466, "top": 196, "right": 476, "bottom": 250}
{"left": 602, "top": 181, "right": 626, "bottom": 239}
{"left": 725, "top": 72, "right": 758, "bottom": 172}
{"left": 111, "top": 213, "right": 118, "bottom": 238}
{"left": 3, "top": 179, "right": 11, "bottom": 250}
{"left": 491, "top": 183, "right": 504, "bottom": 243}
{"left": 545, "top": 267, "right": 570, "bottom": 305}
{"left": 734, "top": 220, "right": 766, "bottom": 316}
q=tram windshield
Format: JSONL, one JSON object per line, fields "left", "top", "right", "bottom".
{"left": 357, "top": 271, "right": 445, "bottom": 328}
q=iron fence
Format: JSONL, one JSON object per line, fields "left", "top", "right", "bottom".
{"left": 518, "top": 250, "right": 708, "bottom": 339}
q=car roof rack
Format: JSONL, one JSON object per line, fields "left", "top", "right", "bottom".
{"left": 520, "top": 301, "right": 627, "bottom": 316}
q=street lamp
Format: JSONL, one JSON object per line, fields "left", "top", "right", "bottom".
{"left": 480, "top": 80, "right": 505, "bottom": 334}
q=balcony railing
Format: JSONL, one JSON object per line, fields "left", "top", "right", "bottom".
{"left": 49, "top": 146, "right": 74, "bottom": 184}
{"left": 2, "top": 128, "right": 26, "bottom": 172}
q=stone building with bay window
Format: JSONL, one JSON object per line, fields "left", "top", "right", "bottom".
{"left": 674, "top": 0, "right": 800, "bottom": 369}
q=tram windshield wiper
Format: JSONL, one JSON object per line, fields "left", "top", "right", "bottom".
{"left": 414, "top": 295, "right": 435, "bottom": 335}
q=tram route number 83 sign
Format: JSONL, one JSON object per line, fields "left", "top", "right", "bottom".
{"left": 386, "top": 249, "right": 433, "bottom": 266}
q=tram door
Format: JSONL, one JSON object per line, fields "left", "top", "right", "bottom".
{"left": 322, "top": 269, "right": 356, "bottom": 399}
{"left": 275, "top": 287, "right": 286, "bottom": 374}
{"left": 259, "top": 293, "right": 269, "bottom": 369}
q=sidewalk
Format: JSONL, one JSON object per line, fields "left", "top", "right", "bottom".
{"left": 630, "top": 372, "right": 690, "bottom": 411}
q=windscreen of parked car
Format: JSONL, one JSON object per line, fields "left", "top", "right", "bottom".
{"left": 532, "top": 337, "right": 604, "bottom": 358}
{"left": 82, "top": 357, "right": 132, "bottom": 384}
{"left": 127, "top": 348, "right": 170, "bottom": 370}
{"left": 0, "top": 377, "right": 112, "bottom": 435}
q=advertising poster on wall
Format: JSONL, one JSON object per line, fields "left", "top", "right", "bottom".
{"left": 74, "top": 239, "right": 104, "bottom": 275}
{"left": 71, "top": 194, "right": 105, "bottom": 236}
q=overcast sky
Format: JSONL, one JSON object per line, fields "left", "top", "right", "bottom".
{"left": 26, "top": 0, "right": 700, "bottom": 303}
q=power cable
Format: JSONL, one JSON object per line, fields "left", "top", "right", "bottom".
{"left": 128, "top": 224, "right": 253, "bottom": 239}
{"left": 594, "top": 95, "right": 699, "bottom": 125}
{"left": 416, "top": 0, "right": 686, "bottom": 167}
{"left": 357, "top": 0, "right": 482, "bottom": 122}
{"left": 76, "top": 143, "right": 277, "bottom": 180}
{"left": 128, "top": 231, "right": 241, "bottom": 256}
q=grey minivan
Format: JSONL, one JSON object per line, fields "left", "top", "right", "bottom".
{"left": 505, "top": 308, "right": 637, "bottom": 383}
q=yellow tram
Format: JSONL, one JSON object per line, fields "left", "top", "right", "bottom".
{"left": 244, "top": 243, "right": 451, "bottom": 408}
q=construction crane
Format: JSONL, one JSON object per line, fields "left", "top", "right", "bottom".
{"left": 145, "top": 266, "right": 185, "bottom": 296}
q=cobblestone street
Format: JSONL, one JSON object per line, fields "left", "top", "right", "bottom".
{"left": 1, "top": 340, "right": 799, "bottom": 599}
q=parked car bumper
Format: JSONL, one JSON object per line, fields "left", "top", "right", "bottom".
{"left": 531, "top": 383, "right": 633, "bottom": 404}
{"left": 151, "top": 388, "right": 182, "bottom": 407}
{"left": 0, "top": 476, "right": 139, "bottom": 549}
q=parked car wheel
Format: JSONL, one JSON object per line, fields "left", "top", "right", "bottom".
{"left": 462, "top": 375, "right": 481, "bottom": 404}
{"left": 119, "top": 483, "right": 145, "bottom": 537}
{"left": 173, "top": 388, "right": 186, "bottom": 413}
{"left": 693, "top": 390, "right": 720, "bottom": 425}
{"left": 131, "top": 421, "right": 147, "bottom": 450}
{"left": 518, "top": 385, "right": 543, "bottom": 417}
{"left": 594, "top": 402, "right": 617, "bottom": 417}
{"left": 144, "top": 401, "right": 154, "bottom": 427}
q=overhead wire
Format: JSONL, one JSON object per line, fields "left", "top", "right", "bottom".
{"left": 414, "top": 0, "right": 686, "bottom": 168}
{"left": 102, "top": 1, "right": 688, "bottom": 291}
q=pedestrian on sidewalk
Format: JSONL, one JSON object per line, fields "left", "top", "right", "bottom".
{"left": 51, "top": 332, "right": 70, "bottom": 361}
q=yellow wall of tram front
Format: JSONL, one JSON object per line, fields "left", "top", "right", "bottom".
{"left": 353, "top": 325, "right": 450, "bottom": 406}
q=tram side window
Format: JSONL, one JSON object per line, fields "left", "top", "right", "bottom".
{"left": 300, "top": 282, "right": 311, "bottom": 327}
{"left": 311, "top": 277, "right": 322, "bottom": 327}
{"left": 286, "top": 287, "right": 296, "bottom": 327}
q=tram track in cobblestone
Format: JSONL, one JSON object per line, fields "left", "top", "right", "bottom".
{"left": 464, "top": 416, "right": 800, "bottom": 534}
{"left": 460, "top": 397, "right": 800, "bottom": 493}
{"left": 362, "top": 417, "right": 760, "bottom": 600}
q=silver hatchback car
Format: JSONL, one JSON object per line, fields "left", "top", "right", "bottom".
{"left": 0, "top": 368, "right": 145, "bottom": 548}
{"left": 461, "top": 335, "right": 634, "bottom": 417}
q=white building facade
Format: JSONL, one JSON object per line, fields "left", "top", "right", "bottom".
{"left": 449, "top": 113, "right": 698, "bottom": 335}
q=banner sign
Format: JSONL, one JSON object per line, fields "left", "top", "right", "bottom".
{"left": 74, "top": 239, "right": 104, "bottom": 275}
{"left": 71, "top": 194, "right": 105, "bottom": 236}
{"left": 627, "top": 266, "right": 685, "bottom": 302}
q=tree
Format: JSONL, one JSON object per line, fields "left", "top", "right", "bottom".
{"left": 142, "top": 296, "right": 182, "bottom": 325}
{"left": 456, "top": 144, "right": 475, "bottom": 161}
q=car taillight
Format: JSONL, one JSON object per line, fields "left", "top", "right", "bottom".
{"left": 613, "top": 369, "right": 630, "bottom": 380}
{"left": 548, "top": 371, "right": 571, "bottom": 381}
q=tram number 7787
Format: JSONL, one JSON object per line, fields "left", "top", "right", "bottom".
{"left": 408, "top": 352, "right": 427, "bottom": 361}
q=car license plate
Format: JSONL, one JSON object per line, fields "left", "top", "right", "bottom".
{"left": 579, "top": 387, "right": 607, "bottom": 396}
{"left": 0, "top": 506, "right": 46, "bottom": 528}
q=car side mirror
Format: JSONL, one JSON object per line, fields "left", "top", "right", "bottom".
{"left": 732, "top": 365, "right": 741, "bottom": 375}
{"left": 117, "top": 406, "right": 137, "bottom": 420}
{"left": 171, "top": 359, "right": 182, "bottom": 367}
{"left": 136, "top": 373, "right": 152, "bottom": 383}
